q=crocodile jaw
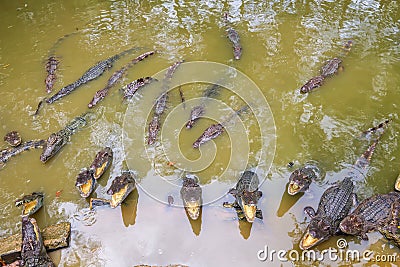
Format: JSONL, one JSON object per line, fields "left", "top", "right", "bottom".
{"left": 288, "top": 181, "right": 302, "bottom": 195}
{"left": 243, "top": 204, "right": 256, "bottom": 223}
{"left": 93, "top": 161, "right": 109, "bottom": 179}
{"left": 300, "top": 232, "right": 323, "bottom": 250}
{"left": 78, "top": 178, "right": 94, "bottom": 198}
{"left": 184, "top": 201, "right": 201, "bottom": 220}
{"left": 395, "top": 175, "right": 400, "bottom": 191}
{"left": 110, "top": 184, "right": 134, "bottom": 208}
{"left": 23, "top": 199, "right": 39, "bottom": 216}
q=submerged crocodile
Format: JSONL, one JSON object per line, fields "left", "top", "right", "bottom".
{"left": 227, "top": 28, "right": 242, "bottom": 60}
{"left": 46, "top": 47, "right": 139, "bottom": 104}
{"left": 147, "top": 61, "right": 183, "bottom": 145}
{"left": 223, "top": 171, "right": 263, "bottom": 223}
{"left": 300, "top": 75, "right": 324, "bottom": 94}
{"left": 0, "top": 140, "right": 45, "bottom": 166}
{"left": 154, "top": 60, "right": 183, "bottom": 115}
{"left": 44, "top": 32, "right": 78, "bottom": 94}
{"left": 88, "top": 50, "right": 156, "bottom": 108}
{"left": 193, "top": 105, "right": 248, "bottom": 148}
{"left": 339, "top": 191, "right": 400, "bottom": 240}
{"left": 180, "top": 174, "right": 202, "bottom": 220}
{"left": 185, "top": 82, "right": 223, "bottom": 129}
{"left": 147, "top": 115, "right": 160, "bottom": 145}
{"left": 4, "top": 131, "right": 22, "bottom": 147}
{"left": 300, "top": 177, "right": 356, "bottom": 250}
{"left": 287, "top": 164, "right": 321, "bottom": 195}
{"left": 224, "top": 13, "right": 242, "bottom": 60}
{"left": 40, "top": 112, "right": 92, "bottom": 163}
{"left": 122, "top": 77, "right": 156, "bottom": 100}
{"left": 15, "top": 192, "right": 44, "bottom": 217}
{"left": 45, "top": 56, "right": 59, "bottom": 94}
{"left": 21, "top": 216, "right": 55, "bottom": 267}
{"left": 300, "top": 40, "right": 353, "bottom": 94}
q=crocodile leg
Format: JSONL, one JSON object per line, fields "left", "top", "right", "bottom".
{"left": 256, "top": 209, "right": 263, "bottom": 220}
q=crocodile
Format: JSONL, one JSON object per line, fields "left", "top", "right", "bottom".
{"left": 147, "top": 115, "right": 160, "bottom": 145}
{"left": 122, "top": 77, "right": 156, "bottom": 100}
{"left": 300, "top": 40, "right": 352, "bottom": 94}
{"left": 147, "top": 61, "right": 183, "bottom": 145}
{"left": 192, "top": 105, "right": 248, "bottom": 148}
{"left": 227, "top": 28, "right": 242, "bottom": 60}
{"left": 185, "top": 82, "right": 222, "bottom": 129}
{"left": 21, "top": 216, "right": 55, "bottom": 267}
{"left": 223, "top": 170, "right": 263, "bottom": 223}
{"left": 88, "top": 50, "right": 156, "bottom": 108}
{"left": 15, "top": 192, "right": 44, "bottom": 217}
{"left": 287, "top": 164, "right": 321, "bottom": 195}
{"left": 396, "top": 173, "right": 400, "bottom": 191}
{"left": 89, "top": 197, "right": 111, "bottom": 210}
{"left": 378, "top": 200, "right": 400, "bottom": 248}
{"left": 44, "top": 32, "right": 78, "bottom": 94}
{"left": 3, "top": 131, "right": 22, "bottom": 147}
{"left": 0, "top": 140, "right": 45, "bottom": 166}
{"left": 46, "top": 47, "right": 139, "bottom": 104}
{"left": 299, "top": 75, "right": 324, "bottom": 94}
{"left": 155, "top": 60, "right": 183, "bottom": 116}
{"left": 224, "top": 13, "right": 242, "bottom": 60}
{"left": 75, "top": 168, "right": 95, "bottom": 198}
{"left": 107, "top": 171, "right": 136, "bottom": 208}
{"left": 178, "top": 86, "right": 185, "bottom": 108}
{"left": 45, "top": 56, "right": 59, "bottom": 94}
{"left": 361, "top": 118, "right": 391, "bottom": 139}
{"left": 180, "top": 174, "right": 202, "bottom": 220}
{"left": 300, "top": 177, "right": 356, "bottom": 250}
{"left": 339, "top": 191, "right": 400, "bottom": 240}
{"left": 40, "top": 112, "right": 92, "bottom": 163}
{"left": 186, "top": 106, "right": 205, "bottom": 129}
{"left": 90, "top": 147, "right": 113, "bottom": 179}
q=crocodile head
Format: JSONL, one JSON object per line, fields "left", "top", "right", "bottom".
{"left": 339, "top": 214, "right": 364, "bottom": 237}
{"left": 238, "top": 190, "right": 262, "bottom": 223}
{"left": 15, "top": 192, "right": 44, "bottom": 216}
{"left": 300, "top": 217, "right": 331, "bottom": 250}
{"left": 75, "top": 168, "right": 95, "bottom": 198}
{"left": 180, "top": 175, "right": 202, "bottom": 220}
{"left": 21, "top": 216, "right": 43, "bottom": 258}
{"left": 395, "top": 174, "right": 400, "bottom": 191}
{"left": 182, "top": 188, "right": 202, "bottom": 220}
{"left": 40, "top": 133, "right": 64, "bottom": 163}
{"left": 107, "top": 172, "right": 136, "bottom": 208}
{"left": 287, "top": 168, "right": 312, "bottom": 195}
{"left": 90, "top": 147, "right": 113, "bottom": 179}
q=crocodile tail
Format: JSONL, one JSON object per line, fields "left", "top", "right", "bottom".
{"left": 361, "top": 118, "right": 392, "bottom": 138}
{"left": 112, "top": 46, "right": 147, "bottom": 62}
{"left": 356, "top": 122, "right": 389, "bottom": 168}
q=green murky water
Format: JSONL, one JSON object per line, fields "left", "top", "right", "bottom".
{"left": 0, "top": 1, "right": 399, "bottom": 266}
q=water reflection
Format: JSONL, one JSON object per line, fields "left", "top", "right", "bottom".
{"left": 121, "top": 189, "right": 138, "bottom": 227}
{"left": 277, "top": 184, "right": 304, "bottom": 218}
{"left": 185, "top": 208, "right": 202, "bottom": 236}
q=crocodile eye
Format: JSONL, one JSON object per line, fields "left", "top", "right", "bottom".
{"left": 47, "top": 133, "right": 57, "bottom": 145}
